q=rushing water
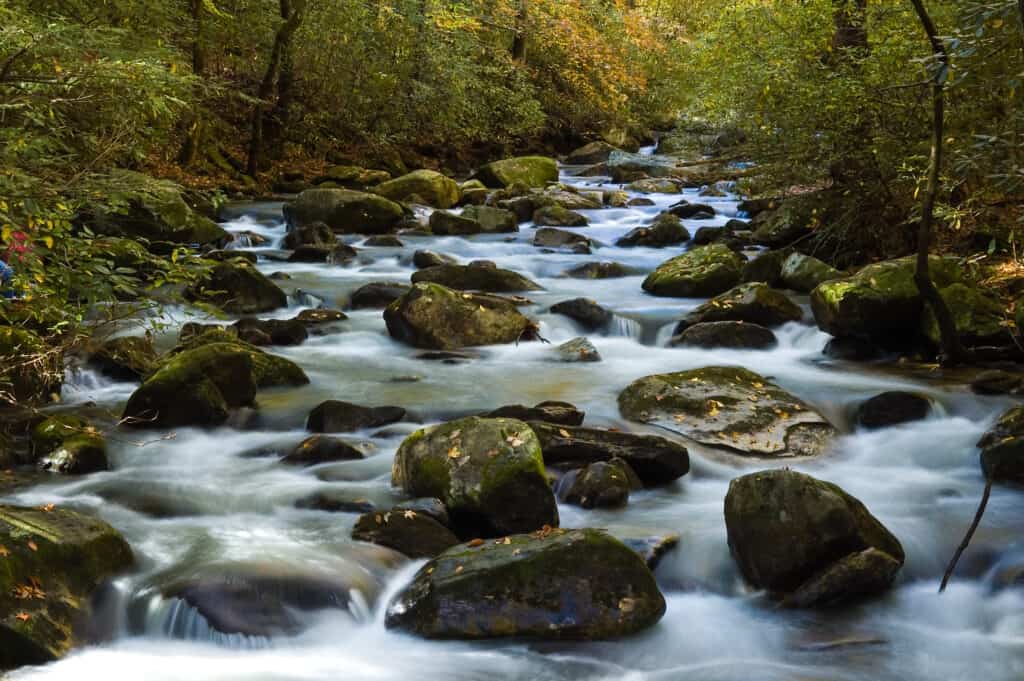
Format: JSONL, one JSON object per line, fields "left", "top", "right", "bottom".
{"left": 8, "top": 162, "right": 1024, "bottom": 681}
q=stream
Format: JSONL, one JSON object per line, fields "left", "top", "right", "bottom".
{"left": 7, "top": 154, "right": 1024, "bottom": 680}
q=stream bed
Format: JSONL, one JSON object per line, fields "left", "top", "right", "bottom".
{"left": 7, "top": 159, "right": 1024, "bottom": 681}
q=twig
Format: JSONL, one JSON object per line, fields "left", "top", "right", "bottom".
{"left": 939, "top": 471, "right": 994, "bottom": 593}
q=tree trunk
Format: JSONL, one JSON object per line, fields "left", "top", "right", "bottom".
{"left": 909, "top": 0, "right": 966, "bottom": 365}
{"left": 190, "top": 0, "right": 207, "bottom": 75}
{"left": 247, "top": 0, "right": 307, "bottom": 177}
{"left": 832, "top": 0, "right": 868, "bottom": 57}
{"left": 511, "top": 0, "right": 528, "bottom": 63}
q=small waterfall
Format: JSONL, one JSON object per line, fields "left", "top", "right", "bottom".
{"left": 608, "top": 314, "right": 643, "bottom": 340}
{"left": 142, "top": 595, "right": 275, "bottom": 649}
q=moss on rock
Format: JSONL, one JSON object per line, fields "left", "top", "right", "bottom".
{"left": 474, "top": 156, "right": 558, "bottom": 189}
{"left": 374, "top": 169, "right": 460, "bottom": 208}
{"left": 642, "top": 244, "right": 745, "bottom": 298}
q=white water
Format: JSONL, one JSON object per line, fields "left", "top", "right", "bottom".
{"left": 8, "top": 164, "right": 1024, "bottom": 680}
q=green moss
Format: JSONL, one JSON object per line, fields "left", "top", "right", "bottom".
{"left": 642, "top": 244, "right": 744, "bottom": 298}
{"left": 922, "top": 282, "right": 1010, "bottom": 347}
{"left": 374, "top": 170, "right": 460, "bottom": 208}
{"left": 31, "top": 415, "right": 88, "bottom": 457}
{"left": 475, "top": 157, "right": 558, "bottom": 189}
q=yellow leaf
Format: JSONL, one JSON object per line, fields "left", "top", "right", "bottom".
{"left": 42, "top": 236, "right": 54, "bottom": 249}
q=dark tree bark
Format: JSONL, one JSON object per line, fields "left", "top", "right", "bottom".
{"left": 832, "top": 0, "right": 868, "bottom": 55}
{"left": 190, "top": 0, "right": 207, "bottom": 75}
{"left": 909, "top": 0, "right": 966, "bottom": 365}
{"left": 247, "top": 0, "right": 307, "bottom": 177}
{"left": 511, "top": 0, "right": 528, "bottom": 63}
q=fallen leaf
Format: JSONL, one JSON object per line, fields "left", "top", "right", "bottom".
{"left": 558, "top": 429, "right": 571, "bottom": 438}
{"left": 455, "top": 565, "right": 464, "bottom": 574}
{"left": 15, "top": 612, "right": 30, "bottom": 622}
{"left": 0, "top": 545, "right": 9, "bottom": 557}
{"left": 449, "top": 429, "right": 461, "bottom": 441}
{"left": 40, "top": 504, "right": 55, "bottom": 512}
{"left": 403, "top": 510, "right": 417, "bottom": 520}
{"left": 467, "top": 538, "right": 485, "bottom": 547}
{"left": 447, "top": 446, "right": 462, "bottom": 459}
{"left": 506, "top": 436, "right": 524, "bottom": 447}
{"left": 26, "top": 541, "right": 37, "bottom": 552}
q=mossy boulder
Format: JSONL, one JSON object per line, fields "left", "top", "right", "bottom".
{"left": 282, "top": 221, "right": 336, "bottom": 250}
{"left": 741, "top": 249, "right": 792, "bottom": 287}
{"left": 282, "top": 435, "right": 363, "bottom": 466}
{"left": 30, "top": 415, "right": 108, "bottom": 475}
{"left": 534, "top": 188, "right": 603, "bottom": 211}
{"left": 391, "top": 417, "right": 557, "bottom": 537}
{"left": 87, "top": 336, "right": 158, "bottom": 381}
{"left": 384, "top": 283, "right": 532, "bottom": 350}
{"left": 977, "top": 406, "right": 1024, "bottom": 484}
{"left": 306, "top": 400, "right": 407, "bottom": 433}
{"left": 374, "top": 170, "right": 459, "bottom": 208}
{"left": 85, "top": 170, "right": 229, "bottom": 245}
{"left": 352, "top": 508, "right": 460, "bottom": 559}
{"left": 484, "top": 401, "right": 584, "bottom": 427}
{"left": 749, "top": 193, "right": 829, "bottom": 248}
{"left": 533, "top": 228, "right": 591, "bottom": 252}
{"left": 313, "top": 165, "right": 391, "bottom": 189}
{"left": 411, "top": 264, "right": 542, "bottom": 293}
{"left": 284, "top": 188, "right": 406, "bottom": 235}
{"left": 231, "top": 317, "right": 308, "bottom": 346}
{"left": 533, "top": 205, "right": 589, "bottom": 227}
{"left": 670, "top": 321, "right": 777, "bottom": 350}
{"left": 618, "top": 366, "right": 836, "bottom": 457}
{"left": 170, "top": 329, "right": 309, "bottom": 389}
{"left": 674, "top": 282, "right": 803, "bottom": 332}
{"left": 474, "top": 156, "right": 558, "bottom": 189}
{"left": 607, "top": 151, "right": 676, "bottom": 183}
{"left": 779, "top": 253, "right": 842, "bottom": 293}
{"left": 642, "top": 244, "right": 745, "bottom": 298}
{"left": 616, "top": 213, "right": 690, "bottom": 248}
{"left": 549, "top": 298, "right": 611, "bottom": 331}
{"left": 31, "top": 415, "right": 89, "bottom": 457}
{"left": 0, "top": 326, "right": 62, "bottom": 404}
{"left": 428, "top": 210, "right": 479, "bottom": 236}
{"left": 529, "top": 422, "right": 689, "bottom": 486}
{"left": 0, "top": 505, "right": 133, "bottom": 669}
{"left": 565, "top": 141, "right": 618, "bottom": 165}
{"left": 460, "top": 205, "right": 518, "bottom": 233}
{"left": 385, "top": 528, "right": 665, "bottom": 640}
{"left": 724, "top": 469, "right": 904, "bottom": 606}
{"left": 554, "top": 337, "right": 601, "bottom": 362}
{"left": 810, "top": 256, "right": 963, "bottom": 342}
{"left": 187, "top": 260, "right": 287, "bottom": 314}
{"left": 626, "top": 179, "right": 681, "bottom": 194}
{"left": 923, "top": 283, "right": 1012, "bottom": 348}
{"left": 555, "top": 461, "right": 632, "bottom": 509}
{"left": 123, "top": 343, "right": 257, "bottom": 428}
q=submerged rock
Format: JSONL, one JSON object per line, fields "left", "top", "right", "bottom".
{"left": 384, "top": 283, "right": 532, "bottom": 350}
{"left": 352, "top": 508, "right": 460, "bottom": 559}
{"left": 0, "top": 505, "right": 133, "bottom": 668}
{"left": 670, "top": 321, "right": 777, "bottom": 350}
{"left": 411, "top": 264, "right": 542, "bottom": 293}
{"left": 854, "top": 392, "right": 931, "bottom": 430}
{"left": 675, "top": 283, "right": 802, "bottom": 332}
{"left": 724, "top": 469, "right": 905, "bottom": 606}
{"left": 391, "top": 417, "right": 557, "bottom": 537}
{"left": 530, "top": 422, "right": 689, "bottom": 486}
{"left": 642, "top": 244, "right": 745, "bottom": 298}
{"left": 618, "top": 366, "right": 835, "bottom": 458}
{"left": 385, "top": 528, "right": 665, "bottom": 640}
{"left": 307, "top": 400, "right": 407, "bottom": 433}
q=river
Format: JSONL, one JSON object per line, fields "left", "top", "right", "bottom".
{"left": 7, "top": 154, "right": 1024, "bottom": 680}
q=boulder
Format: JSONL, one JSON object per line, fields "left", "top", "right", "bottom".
{"left": 84, "top": 170, "right": 229, "bottom": 245}
{"left": 607, "top": 151, "right": 676, "bottom": 183}
{"left": 412, "top": 250, "right": 457, "bottom": 269}
{"left": 363, "top": 235, "right": 404, "bottom": 247}
{"left": 555, "top": 461, "right": 632, "bottom": 509}
{"left": 347, "top": 282, "right": 411, "bottom": 310}
{"left": 282, "top": 435, "right": 364, "bottom": 466}
{"left": 749, "top": 193, "right": 828, "bottom": 248}
{"left": 724, "top": 469, "right": 905, "bottom": 606}
{"left": 550, "top": 298, "right": 612, "bottom": 331}
{"left": 642, "top": 244, "right": 746, "bottom": 298}
{"left": 411, "top": 264, "right": 542, "bottom": 293}
{"left": 352, "top": 508, "right": 460, "bottom": 559}
{"left": 554, "top": 337, "right": 601, "bottom": 362}
{"left": 854, "top": 392, "right": 931, "bottom": 430}
{"left": 392, "top": 416, "right": 557, "bottom": 537}
{"left": 923, "top": 283, "right": 1013, "bottom": 348}
{"left": 533, "top": 228, "right": 591, "bottom": 252}
{"left": 428, "top": 210, "right": 481, "bottom": 236}
{"left": 86, "top": 336, "right": 158, "bottom": 381}
{"left": 618, "top": 366, "right": 836, "bottom": 457}
{"left": 780, "top": 253, "right": 842, "bottom": 293}
{"left": 385, "top": 528, "right": 665, "bottom": 640}
{"left": 306, "top": 400, "right": 407, "bottom": 433}
{"left": 474, "top": 156, "right": 558, "bottom": 189}
{"left": 313, "top": 165, "right": 391, "bottom": 189}
{"left": 0, "top": 326, "right": 62, "bottom": 404}
{"left": 188, "top": 260, "right": 287, "bottom": 314}
{"left": 284, "top": 188, "right": 406, "bottom": 235}
{"left": 287, "top": 243, "right": 357, "bottom": 264}
{"left": 461, "top": 206, "right": 518, "bottom": 233}
{"left": 30, "top": 415, "right": 108, "bottom": 475}
{"left": 0, "top": 505, "right": 133, "bottom": 669}
{"left": 484, "top": 401, "right": 584, "bottom": 426}
{"left": 458, "top": 179, "right": 489, "bottom": 205}
{"left": 616, "top": 214, "right": 690, "bottom": 248}
{"left": 977, "top": 406, "right": 1024, "bottom": 484}
{"left": 670, "top": 321, "right": 777, "bottom": 350}
{"left": 668, "top": 202, "right": 716, "bottom": 219}
{"left": 374, "top": 170, "right": 459, "bottom": 208}
{"left": 122, "top": 343, "right": 256, "bottom": 428}
{"left": 384, "top": 283, "right": 532, "bottom": 350}
{"left": 626, "top": 179, "right": 681, "bottom": 194}
{"left": 170, "top": 329, "right": 309, "bottom": 389}
{"left": 810, "top": 256, "right": 963, "bottom": 343}
{"left": 971, "top": 370, "right": 1024, "bottom": 396}
{"left": 565, "top": 262, "right": 632, "bottom": 279}
{"left": 741, "top": 249, "right": 791, "bottom": 287}
{"left": 230, "top": 317, "right": 308, "bottom": 346}
{"left": 282, "top": 221, "right": 336, "bottom": 250}
{"left": 533, "top": 205, "right": 588, "bottom": 227}
{"left": 530, "top": 422, "right": 689, "bottom": 486}
{"left": 565, "top": 141, "right": 618, "bottom": 165}
{"left": 675, "top": 283, "right": 803, "bottom": 332}
{"left": 294, "top": 308, "right": 348, "bottom": 332}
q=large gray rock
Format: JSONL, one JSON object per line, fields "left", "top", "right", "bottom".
{"left": 285, "top": 188, "right": 406, "bottom": 234}
{"left": 475, "top": 157, "right": 558, "bottom": 189}
{"left": 674, "top": 283, "right": 802, "bottom": 332}
{"left": 373, "top": 170, "right": 459, "bottom": 208}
